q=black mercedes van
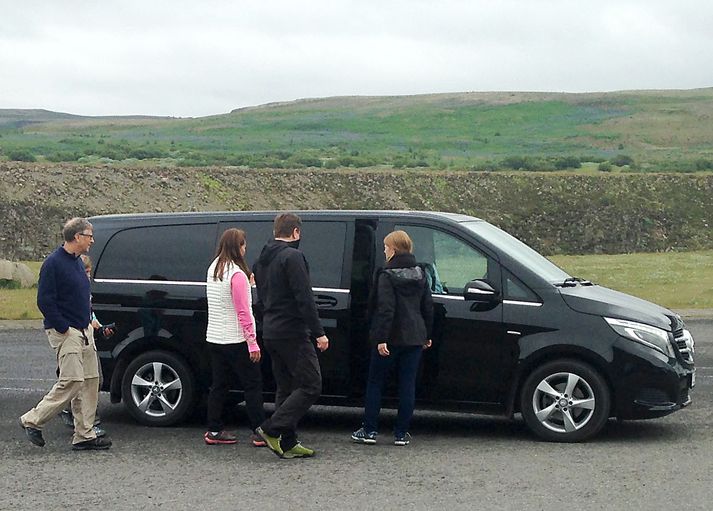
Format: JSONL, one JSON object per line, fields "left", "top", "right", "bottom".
{"left": 87, "top": 210, "right": 695, "bottom": 442}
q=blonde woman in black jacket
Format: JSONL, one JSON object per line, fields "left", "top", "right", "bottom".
{"left": 352, "top": 230, "right": 433, "bottom": 446}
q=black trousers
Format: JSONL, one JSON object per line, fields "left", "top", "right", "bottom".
{"left": 260, "top": 337, "right": 322, "bottom": 451}
{"left": 206, "top": 342, "right": 265, "bottom": 432}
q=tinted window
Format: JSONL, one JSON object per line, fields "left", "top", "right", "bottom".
{"left": 301, "top": 221, "right": 347, "bottom": 288}
{"left": 220, "top": 220, "right": 347, "bottom": 289}
{"left": 95, "top": 224, "right": 216, "bottom": 281}
{"left": 219, "top": 221, "right": 274, "bottom": 270}
{"left": 503, "top": 269, "right": 541, "bottom": 302}
{"left": 462, "top": 220, "right": 570, "bottom": 283}
{"left": 396, "top": 224, "right": 490, "bottom": 295}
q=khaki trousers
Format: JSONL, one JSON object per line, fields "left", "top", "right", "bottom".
{"left": 21, "top": 326, "right": 100, "bottom": 444}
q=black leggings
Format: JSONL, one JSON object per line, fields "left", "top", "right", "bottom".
{"left": 206, "top": 342, "right": 265, "bottom": 432}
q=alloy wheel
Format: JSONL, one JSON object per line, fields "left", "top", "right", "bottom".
{"left": 129, "top": 361, "right": 184, "bottom": 418}
{"left": 531, "top": 371, "right": 596, "bottom": 433}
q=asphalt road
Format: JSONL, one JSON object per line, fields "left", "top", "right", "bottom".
{"left": 1, "top": 320, "right": 711, "bottom": 510}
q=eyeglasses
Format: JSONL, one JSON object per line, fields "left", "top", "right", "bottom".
{"left": 77, "top": 233, "right": 94, "bottom": 239}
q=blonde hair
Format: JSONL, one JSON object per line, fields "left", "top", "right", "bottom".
{"left": 384, "top": 230, "right": 413, "bottom": 255}
{"left": 80, "top": 254, "right": 92, "bottom": 271}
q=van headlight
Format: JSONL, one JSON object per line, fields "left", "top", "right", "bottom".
{"left": 604, "top": 317, "right": 675, "bottom": 357}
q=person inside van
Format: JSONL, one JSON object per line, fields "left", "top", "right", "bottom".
{"left": 352, "top": 230, "right": 433, "bottom": 446}
{"left": 204, "top": 228, "right": 266, "bottom": 446}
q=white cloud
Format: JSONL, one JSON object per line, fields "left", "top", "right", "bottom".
{"left": 0, "top": 0, "right": 711, "bottom": 116}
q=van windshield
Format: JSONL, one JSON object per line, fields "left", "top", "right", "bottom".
{"left": 462, "top": 221, "right": 570, "bottom": 283}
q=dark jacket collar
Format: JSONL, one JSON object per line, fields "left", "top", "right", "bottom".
{"left": 257, "top": 239, "right": 290, "bottom": 266}
{"left": 386, "top": 253, "right": 417, "bottom": 269}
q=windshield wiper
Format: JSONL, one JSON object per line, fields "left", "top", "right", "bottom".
{"left": 556, "top": 277, "right": 593, "bottom": 287}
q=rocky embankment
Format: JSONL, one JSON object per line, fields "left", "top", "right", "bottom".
{"left": 1, "top": 163, "right": 712, "bottom": 260}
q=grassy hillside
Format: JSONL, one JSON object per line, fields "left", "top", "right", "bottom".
{"left": 1, "top": 89, "right": 713, "bottom": 171}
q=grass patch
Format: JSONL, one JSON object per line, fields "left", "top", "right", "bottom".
{"left": 0, "top": 261, "right": 42, "bottom": 320}
{"left": 550, "top": 250, "right": 713, "bottom": 309}
{"left": 0, "top": 287, "right": 41, "bottom": 320}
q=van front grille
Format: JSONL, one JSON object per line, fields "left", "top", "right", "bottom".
{"left": 674, "top": 330, "right": 694, "bottom": 363}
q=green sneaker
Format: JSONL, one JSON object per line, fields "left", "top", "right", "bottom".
{"left": 282, "top": 442, "right": 315, "bottom": 459}
{"left": 256, "top": 427, "right": 283, "bottom": 457}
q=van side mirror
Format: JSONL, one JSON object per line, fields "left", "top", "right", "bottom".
{"left": 463, "top": 279, "right": 499, "bottom": 302}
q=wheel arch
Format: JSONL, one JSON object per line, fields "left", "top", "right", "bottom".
{"left": 506, "top": 345, "right": 615, "bottom": 416}
{"left": 109, "top": 332, "right": 209, "bottom": 404}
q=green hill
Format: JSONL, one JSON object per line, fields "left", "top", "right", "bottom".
{"left": 1, "top": 89, "right": 713, "bottom": 171}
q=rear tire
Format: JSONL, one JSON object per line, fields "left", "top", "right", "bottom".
{"left": 520, "top": 359, "right": 610, "bottom": 442}
{"left": 121, "top": 350, "right": 196, "bottom": 426}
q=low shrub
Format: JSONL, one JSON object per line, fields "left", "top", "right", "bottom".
{"left": 611, "top": 154, "right": 634, "bottom": 166}
{"left": 0, "top": 279, "right": 21, "bottom": 289}
{"left": 5, "top": 149, "right": 37, "bottom": 162}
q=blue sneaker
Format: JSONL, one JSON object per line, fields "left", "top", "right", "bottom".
{"left": 351, "top": 427, "right": 377, "bottom": 444}
{"left": 394, "top": 433, "right": 411, "bottom": 446}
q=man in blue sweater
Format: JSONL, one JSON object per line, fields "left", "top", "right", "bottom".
{"left": 20, "top": 217, "right": 111, "bottom": 450}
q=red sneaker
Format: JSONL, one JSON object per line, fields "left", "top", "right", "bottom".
{"left": 204, "top": 431, "right": 238, "bottom": 445}
{"left": 251, "top": 433, "right": 267, "bottom": 447}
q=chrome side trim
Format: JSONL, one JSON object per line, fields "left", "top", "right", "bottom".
{"left": 94, "top": 279, "right": 351, "bottom": 295}
{"left": 432, "top": 294, "right": 465, "bottom": 301}
{"left": 95, "top": 278, "right": 206, "bottom": 286}
{"left": 313, "top": 287, "right": 350, "bottom": 294}
{"left": 503, "top": 300, "right": 543, "bottom": 307}
{"left": 432, "top": 296, "right": 543, "bottom": 306}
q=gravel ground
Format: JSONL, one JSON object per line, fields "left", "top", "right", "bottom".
{"left": 0, "top": 321, "right": 711, "bottom": 510}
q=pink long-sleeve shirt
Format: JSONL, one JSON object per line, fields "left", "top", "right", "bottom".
{"left": 230, "top": 271, "right": 260, "bottom": 353}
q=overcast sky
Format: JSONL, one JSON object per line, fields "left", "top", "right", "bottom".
{"left": 1, "top": 0, "right": 712, "bottom": 117}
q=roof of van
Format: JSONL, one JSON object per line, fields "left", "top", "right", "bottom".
{"left": 90, "top": 210, "right": 482, "bottom": 225}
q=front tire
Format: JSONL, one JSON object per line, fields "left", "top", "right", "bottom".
{"left": 121, "top": 350, "right": 196, "bottom": 426}
{"left": 520, "top": 359, "right": 610, "bottom": 442}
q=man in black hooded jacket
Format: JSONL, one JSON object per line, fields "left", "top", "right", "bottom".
{"left": 254, "top": 213, "right": 329, "bottom": 459}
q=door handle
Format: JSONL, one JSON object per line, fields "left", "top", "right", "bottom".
{"left": 314, "top": 295, "right": 338, "bottom": 308}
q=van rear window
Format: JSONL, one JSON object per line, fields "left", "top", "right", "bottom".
{"left": 95, "top": 224, "right": 217, "bottom": 282}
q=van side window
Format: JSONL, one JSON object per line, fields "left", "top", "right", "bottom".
{"left": 300, "top": 222, "right": 347, "bottom": 288}
{"left": 221, "top": 220, "right": 347, "bottom": 289}
{"left": 395, "top": 224, "right": 490, "bottom": 295}
{"left": 503, "top": 269, "right": 541, "bottom": 303}
{"left": 219, "top": 221, "right": 275, "bottom": 270}
{"left": 95, "top": 224, "right": 216, "bottom": 282}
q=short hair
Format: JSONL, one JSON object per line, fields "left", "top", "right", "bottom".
{"left": 384, "top": 230, "right": 413, "bottom": 255}
{"left": 274, "top": 213, "right": 302, "bottom": 238}
{"left": 62, "top": 217, "right": 92, "bottom": 242}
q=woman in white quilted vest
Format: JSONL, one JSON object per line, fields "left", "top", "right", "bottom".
{"left": 204, "top": 228, "right": 266, "bottom": 446}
